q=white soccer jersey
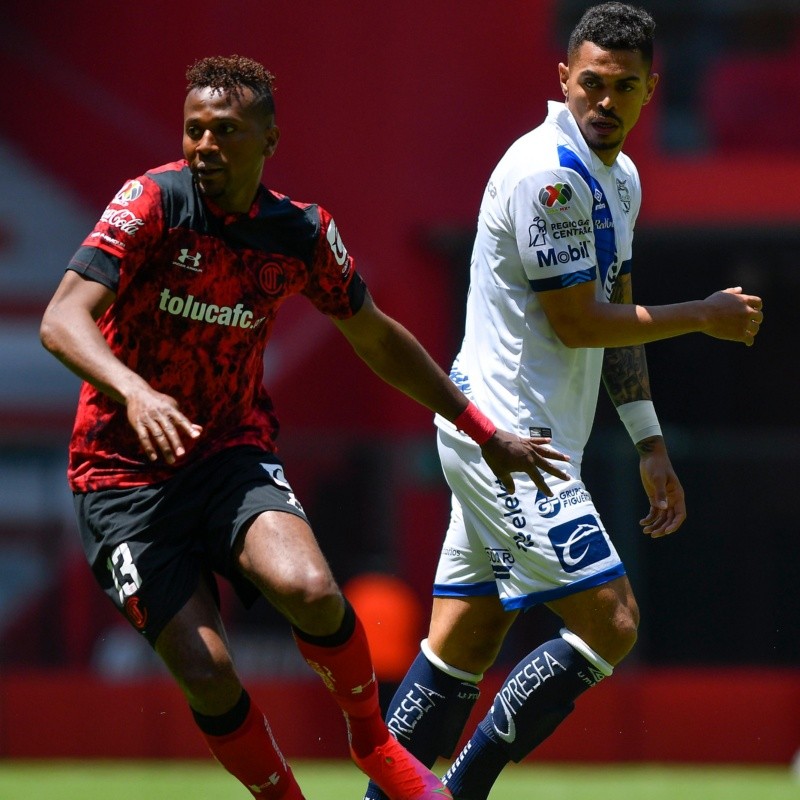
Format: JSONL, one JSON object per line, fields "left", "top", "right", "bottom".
{"left": 436, "top": 101, "right": 641, "bottom": 468}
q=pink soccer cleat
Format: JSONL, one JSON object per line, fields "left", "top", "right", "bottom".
{"left": 351, "top": 735, "right": 452, "bottom": 800}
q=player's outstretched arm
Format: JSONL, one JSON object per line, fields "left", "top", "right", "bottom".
{"left": 333, "top": 291, "right": 569, "bottom": 494}
{"left": 40, "top": 271, "right": 202, "bottom": 463}
{"left": 539, "top": 278, "right": 763, "bottom": 348}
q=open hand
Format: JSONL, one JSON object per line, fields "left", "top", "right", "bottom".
{"left": 126, "top": 387, "right": 203, "bottom": 464}
{"left": 481, "top": 430, "right": 570, "bottom": 496}
{"left": 638, "top": 439, "right": 686, "bottom": 537}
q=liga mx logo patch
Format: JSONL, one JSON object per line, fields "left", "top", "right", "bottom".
{"left": 548, "top": 514, "right": 610, "bottom": 573}
{"left": 113, "top": 179, "right": 143, "bottom": 206}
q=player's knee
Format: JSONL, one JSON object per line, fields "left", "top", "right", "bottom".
{"left": 614, "top": 616, "right": 638, "bottom": 659}
{"left": 607, "top": 603, "right": 639, "bottom": 662}
{"left": 458, "top": 630, "right": 505, "bottom": 674}
{"left": 565, "top": 600, "right": 639, "bottom": 665}
{"left": 289, "top": 565, "right": 339, "bottom": 608}
{"left": 261, "top": 556, "right": 338, "bottom": 609}
{"left": 179, "top": 654, "right": 241, "bottom": 712}
{"left": 429, "top": 625, "right": 504, "bottom": 675}
{"left": 428, "top": 596, "right": 512, "bottom": 675}
{"left": 278, "top": 574, "right": 343, "bottom": 634}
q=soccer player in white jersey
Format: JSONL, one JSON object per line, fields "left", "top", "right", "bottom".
{"left": 363, "top": 4, "right": 763, "bottom": 799}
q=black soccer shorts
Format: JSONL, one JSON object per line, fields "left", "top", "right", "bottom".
{"left": 73, "top": 446, "right": 310, "bottom": 646}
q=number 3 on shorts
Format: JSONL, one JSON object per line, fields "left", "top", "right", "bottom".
{"left": 107, "top": 542, "right": 143, "bottom": 604}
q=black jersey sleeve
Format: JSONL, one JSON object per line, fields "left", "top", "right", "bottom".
{"left": 67, "top": 245, "right": 122, "bottom": 292}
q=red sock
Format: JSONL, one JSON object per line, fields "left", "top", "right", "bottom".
{"left": 199, "top": 699, "right": 304, "bottom": 799}
{"left": 293, "top": 613, "right": 388, "bottom": 757}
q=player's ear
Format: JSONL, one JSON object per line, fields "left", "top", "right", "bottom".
{"left": 264, "top": 125, "right": 281, "bottom": 158}
{"left": 558, "top": 62, "right": 569, "bottom": 99}
{"left": 642, "top": 72, "right": 659, "bottom": 106}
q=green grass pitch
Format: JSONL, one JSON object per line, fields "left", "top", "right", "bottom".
{"left": 0, "top": 760, "right": 797, "bottom": 799}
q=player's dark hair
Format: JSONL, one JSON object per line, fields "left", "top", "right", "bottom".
{"left": 568, "top": 2, "right": 655, "bottom": 65}
{"left": 186, "top": 55, "right": 276, "bottom": 117}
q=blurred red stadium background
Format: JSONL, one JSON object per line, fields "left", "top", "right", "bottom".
{"left": 1, "top": 0, "right": 797, "bottom": 764}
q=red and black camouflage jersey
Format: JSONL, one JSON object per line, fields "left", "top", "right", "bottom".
{"left": 66, "top": 160, "right": 367, "bottom": 492}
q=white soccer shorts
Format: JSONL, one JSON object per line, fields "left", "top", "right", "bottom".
{"left": 433, "top": 429, "right": 626, "bottom": 610}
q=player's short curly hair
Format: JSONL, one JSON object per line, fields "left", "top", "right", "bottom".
{"left": 568, "top": 2, "right": 655, "bottom": 65}
{"left": 185, "top": 55, "right": 276, "bottom": 116}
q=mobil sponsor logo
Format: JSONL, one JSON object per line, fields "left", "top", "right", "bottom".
{"left": 535, "top": 239, "right": 589, "bottom": 268}
{"left": 547, "top": 513, "right": 611, "bottom": 573}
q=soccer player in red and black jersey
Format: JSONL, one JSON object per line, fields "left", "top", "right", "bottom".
{"left": 40, "top": 55, "right": 570, "bottom": 800}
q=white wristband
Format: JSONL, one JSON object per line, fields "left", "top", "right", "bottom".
{"left": 616, "top": 400, "right": 662, "bottom": 445}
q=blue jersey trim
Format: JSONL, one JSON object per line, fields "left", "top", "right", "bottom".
{"left": 620, "top": 258, "right": 632, "bottom": 276}
{"left": 432, "top": 581, "right": 498, "bottom": 598}
{"left": 501, "top": 563, "right": 627, "bottom": 611}
{"left": 557, "top": 145, "right": 617, "bottom": 286}
{"left": 529, "top": 266, "right": 596, "bottom": 292}
{"left": 431, "top": 562, "right": 626, "bottom": 607}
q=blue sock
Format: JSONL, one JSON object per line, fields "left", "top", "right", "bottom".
{"left": 442, "top": 634, "right": 610, "bottom": 800}
{"left": 363, "top": 648, "right": 480, "bottom": 800}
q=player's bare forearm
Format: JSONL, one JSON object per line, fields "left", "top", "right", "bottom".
{"left": 41, "top": 277, "right": 140, "bottom": 405}
{"left": 334, "top": 293, "right": 467, "bottom": 421}
{"left": 540, "top": 269, "right": 763, "bottom": 348}
{"left": 337, "top": 297, "right": 574, "bottom": 497}
{"left": 41, "top": 271, "right": 202, "bottom": 462}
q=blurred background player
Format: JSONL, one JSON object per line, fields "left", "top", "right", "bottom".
{"left": 39, "top": 55, "right": 571, "bottom": 800}
{"left": 363, "top": 4, "right": 764, "bottom": 799}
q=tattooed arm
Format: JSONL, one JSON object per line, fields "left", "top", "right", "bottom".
{"left": 602, "top": 274, "right": 652, "bottom": 393}
{"left": 602, "top": 273, "right": 686, "bottom": 537}
{"left": 602, "top": 273, "right": 652, "bottom": 444}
